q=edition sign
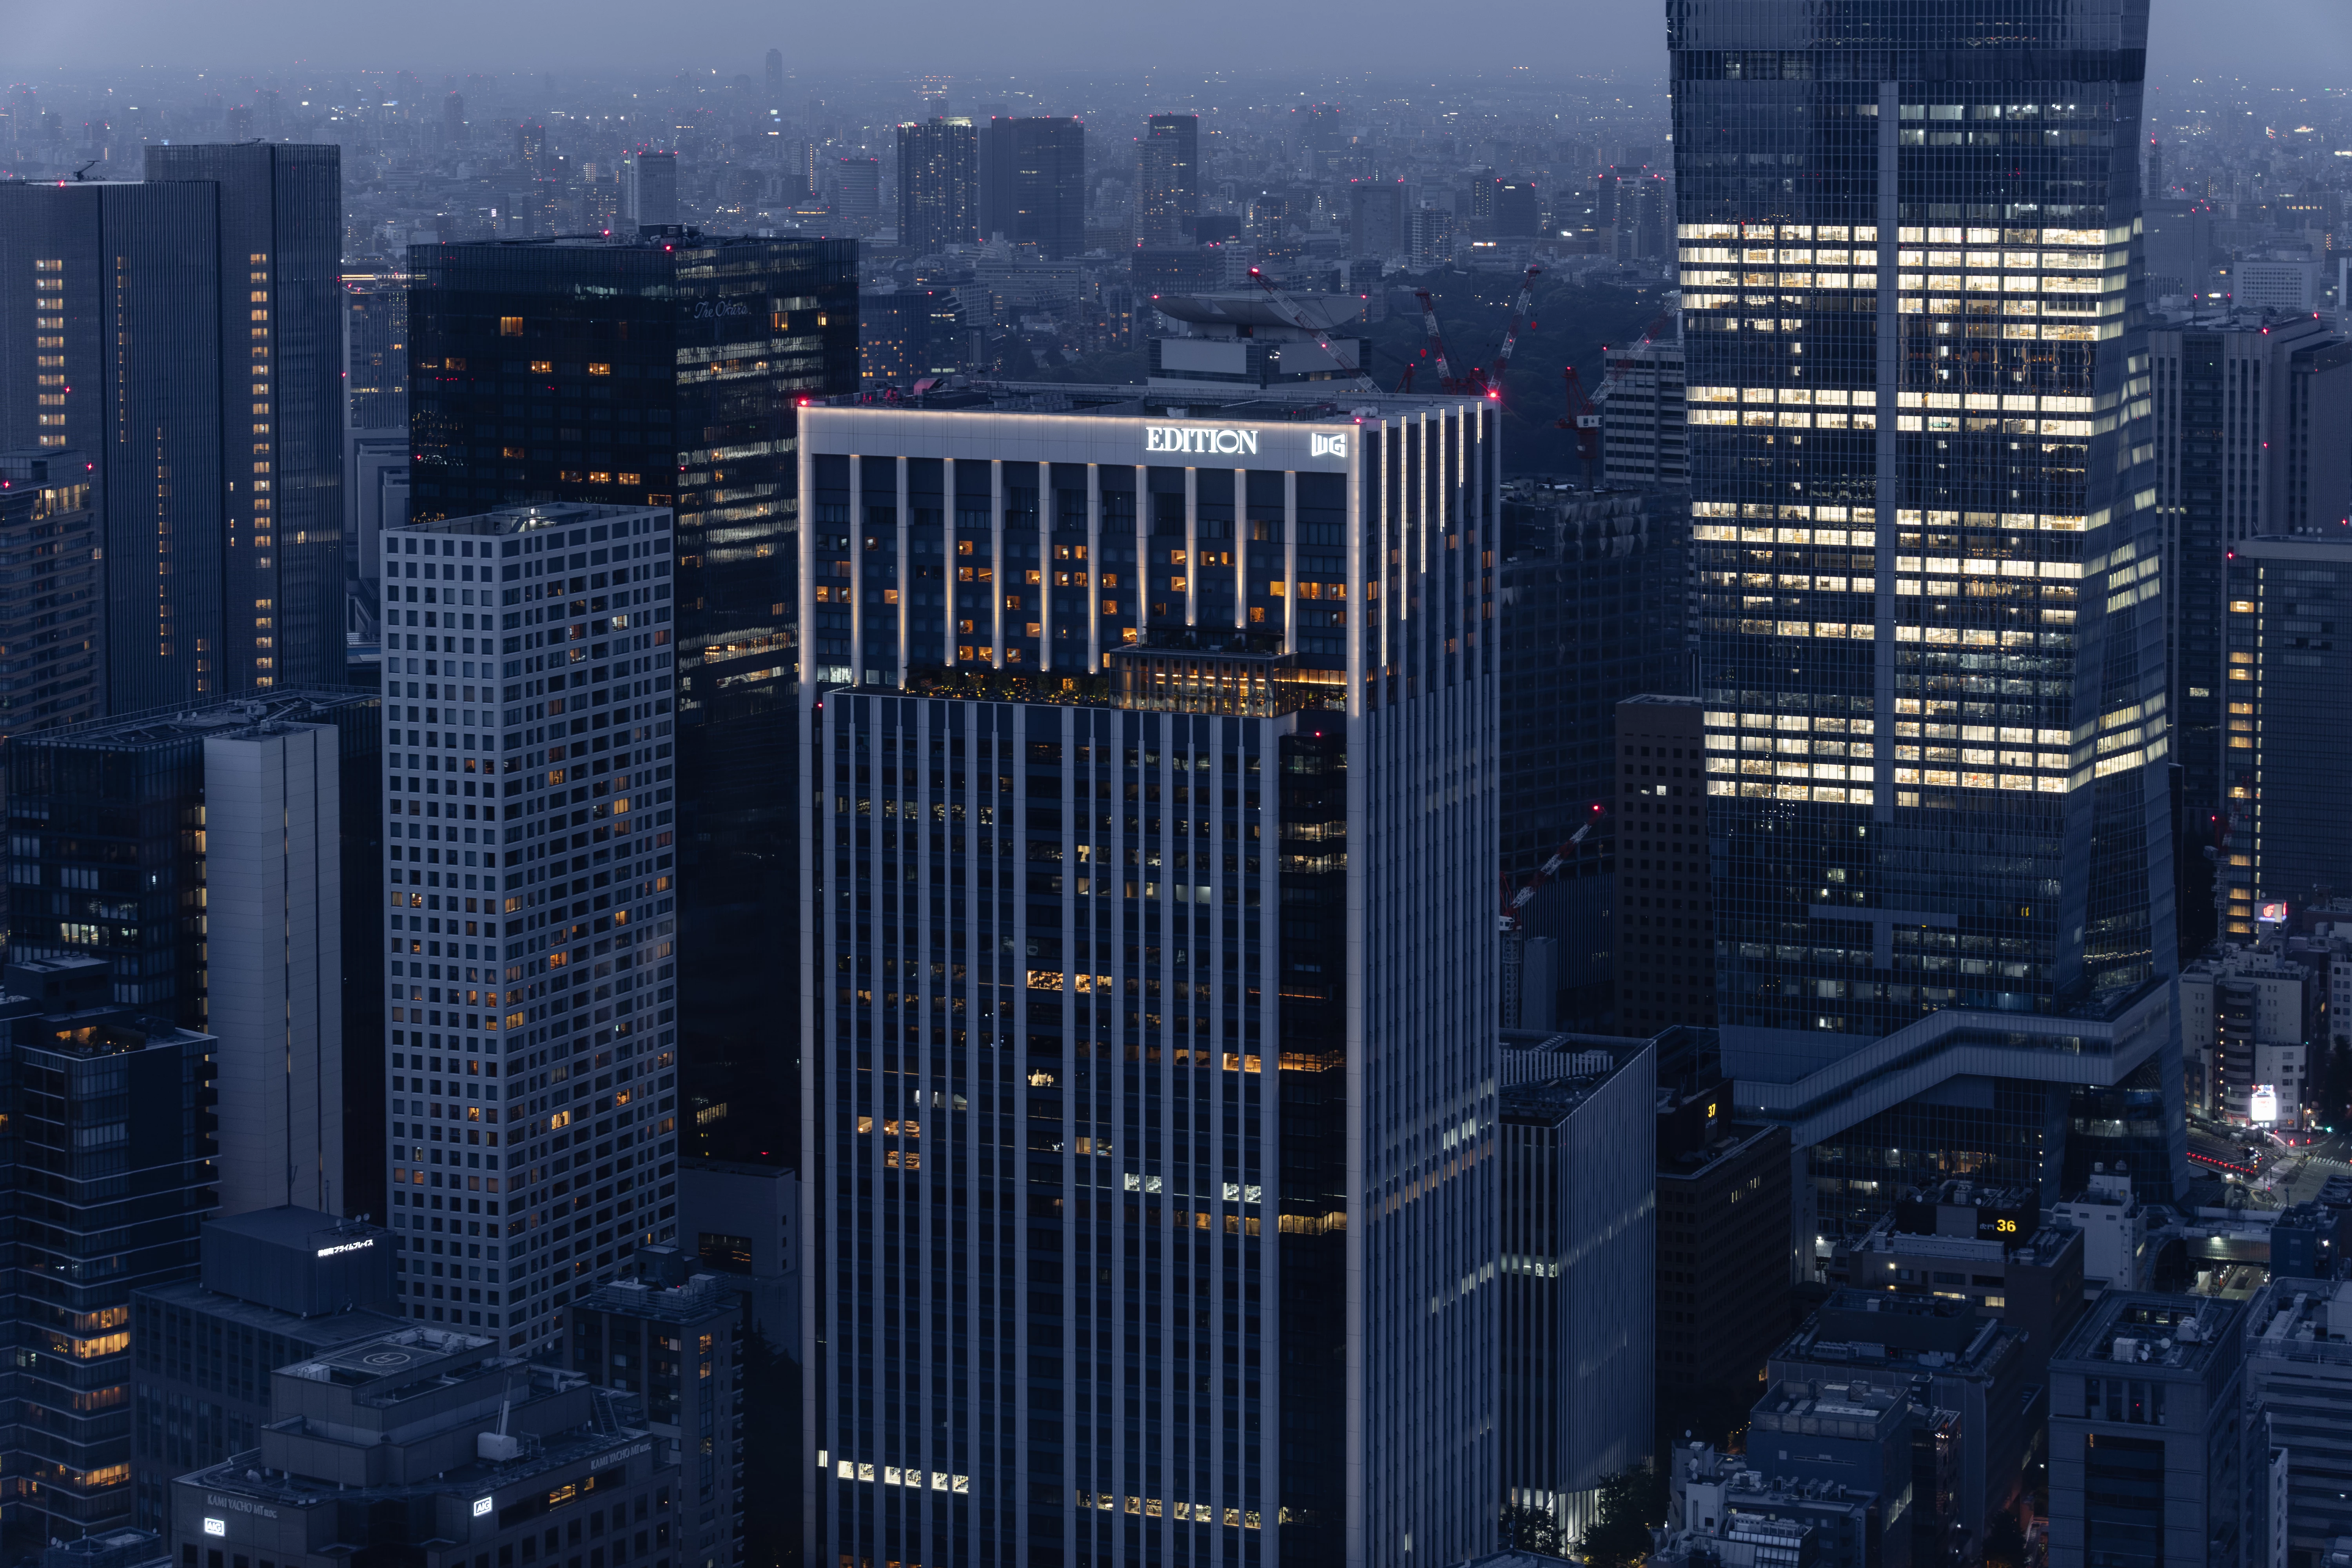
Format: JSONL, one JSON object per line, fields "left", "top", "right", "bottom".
{"left": 1145, "top": 426, "right": 1260, "bottom": 456}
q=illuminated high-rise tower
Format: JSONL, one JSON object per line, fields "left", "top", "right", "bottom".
{"left": 1672, "top": 0, "right": 2185, "bottom": 1236}
{"left": 796, "top": 390, "right": 1503, "bottom": 1568}
{"left": 1137, "top": 114, "right": 1199, "bottom": 247}
{"left": 897, "top": 117, "right": 979, "bottom": 254}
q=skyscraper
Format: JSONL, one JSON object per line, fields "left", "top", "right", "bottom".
{"left": 0, "top": 954, "right": 219, "bottom": 1542}
{"left": 797, "top": 392, "right": 1502, "bottom": 1568}
{"left": 345, "top": 269, "right": 410, "bottom": 430}
{"left": 2222, "top": 534, "right": 2352, "bottom": 920}
{"left": 765, "top": 48, "right": 785, "bottom": 103}
{"left": 1672, "top": 0, "right": 2185, "bottom": 1235}
{"left": 626, "top": 149, "right": 679, "bottom": 229}
{"left": 1613, "top": 696, "right": 1714, "bottom": 1031}
{"left": 897, "top": 117, "right": 979, "bottom": 254}
{"left": 1598, "top": 334, "right": 1688, "bottom": 490}
{"left": 1137, "top": 114, "right": 1199, "bottom": 247}
{"left": 1497, "top": 1037, "right": 1656, "bottom": 1540}
{"left": 0, "top": 449, "right": 103, "bottom": 737}
{"left": 834, "top": 156, "right": 882, "bottom": 236}
{"left": 979, "top": 116, "right": 1087, "bottom": 259}
{"left": 376, "top": 500, "right": 678, "bottom": 1349}
{"left": 405, "top": 233, "right": 856, "bottom": 1161}
{"left": 2145, "top": 311, "right": 2352, "bottom": 914}
{"left": 0, "top": 157, "right": 341, "bottom": 711}
{"left": 7, "top": 691, "right": 387, "bottom": 1220}
{"left": 1495, "top": 486, "right": 1690, "bottom": 1026}
{"left": 144, "top": 143, "right": 347, "bottom": 697}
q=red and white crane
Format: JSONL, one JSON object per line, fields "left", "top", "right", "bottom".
{"left": 1592, "top": 304, "right": 1677, "bottom": 404}
{"left": 1557, "top": 365, "right": 1601, "bottom": 487}
{"left": 1499, "top": 805, "right": 1606, "bottom": 929}
{"left": 1476, "top": 262, "right": 1543, "bottom": 397}
{"left": 1410, "top": 286, "right": 1463, "bottom": 392}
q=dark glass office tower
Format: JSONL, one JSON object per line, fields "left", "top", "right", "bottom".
{"left": 1138, "top": 115, "right": 1200, "bottom": 247}
{"left": 346, "top": 270, "right": 412, "bottom": 430}
{"left": 897, "top": 118, "right": 979, "bottom": 254}
{"left": 145, "top": 144, "right": 346, "bottom": 695}
{"left": 0, "top": 954, "right": 218, "bottom": 1543}
{"left": 0, "top": 150, "right": 341, "bottom": 712}
{"left": 1671, "top": 0, "right": 2185, "bottom": 1238}
{"left": 404, "top": 234, "right": 857, "bottom": 1167}
{"left": 2144, "top": 314, "right": 2352, "bottom": 939}
{"left": 0, "top": 450, "right": 103, "bottom": 739}
{"left": 1495, "top": 485, "right": 1691, "bottom": 1026}
{"left": 980, "top": 117, "right": 1087, "bottom": 259}
{"left": 0, "top": 180, "right": 223, "bottom": 711}
{"left": 2224, "top": 535, "right": 2352, "bottom": 916}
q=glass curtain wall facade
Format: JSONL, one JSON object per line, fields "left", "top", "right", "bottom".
{"left": 982, "top": 119, "right": 1088, "bottom": 260}
{"left": 406, "top": 235, "right": 856, "bottom": 1170}
{"left": 1670, "top": 0, "right": 2184, "bottom": 1235}
{"left": 898, "top": 119, "right": 980, "bottom": 256}
{"left": 2223, "top": 536, "right": 2352, "bottom": 916}
{"left": 0, "top": 451, "right": 103, "bottom": 737}
{"left": 798, "top": 400, "right": 1500, "bottom": 1568}
{"left": 0, "top": 179, "right": 226, "bottom": 713}
{"left": 145, "top": 143, "right": 346, "bottom": 696}
{"left": 1138, "top": 117, "right": 1200, "bottom": 248}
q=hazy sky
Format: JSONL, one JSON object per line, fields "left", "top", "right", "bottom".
{"left": 5, "top": 0, "right": 2350, "bottom": 88}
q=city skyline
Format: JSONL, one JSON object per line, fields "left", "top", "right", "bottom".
{"left": 7, "top": 0, "right": 2352, "bottom": 1561}
{"left": 3, "top": 0, "right": 2349, "bottom": 82}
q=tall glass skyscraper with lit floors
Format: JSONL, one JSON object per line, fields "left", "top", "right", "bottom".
{"left": 1670, "top": 0, "right": 2187, "bottom": 1244}
{"left": 796, "top": 390, "right": 1501, "bottom": 1568}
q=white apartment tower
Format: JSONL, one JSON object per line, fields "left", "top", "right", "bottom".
{"left": 380, "top": 501, "right": 681, "bottom": 1349}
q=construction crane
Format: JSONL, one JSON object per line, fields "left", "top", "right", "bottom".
{"left": 1410, "top": 287, "right": 1465, "bottom": 392}
{"left": 1474, "top": 263, "right": 1543, "bottom": 399}
{"left": 1557, "top": 365, "right": 1601, "bottom": 487}
{"left": 1499, "top": 804, "right": 1606, "bottom": 929}
{"left": 1245, "top": 267, "right": 1377, "bottom": 392}
{"left": 1591, "top": 303, "right": 1678, "bottom": 405}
